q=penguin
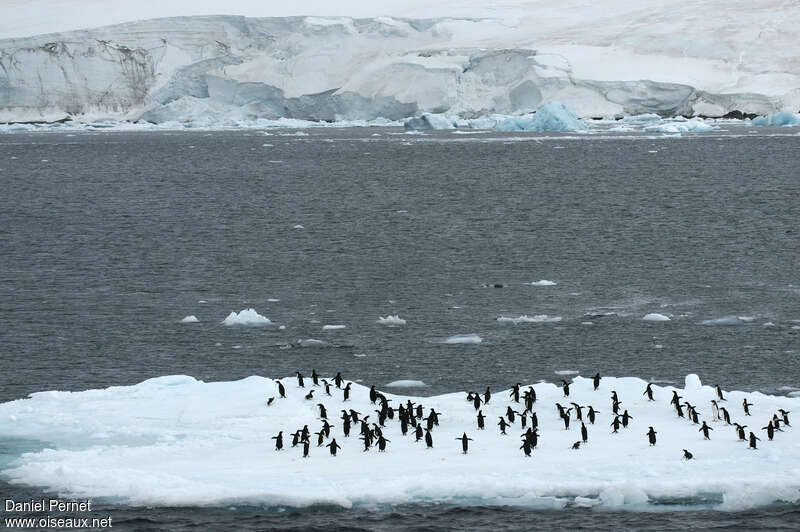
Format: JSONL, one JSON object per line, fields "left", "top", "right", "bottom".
{"left": 748, "top": 432, "right": 761, "bottom": 449}
{"left": 326, "top": 438, "right": 341, "bottom": 456}
{"left": 690, "top": 409, "right": 699, "bottom": 425}
{"left": 368, "top": 385, "right": 378, "bottom": 404}
{"left": 530, "top": 412, "right": 539, "bottom": 430}
{"left": 734, "top": 423, "right": 747, "bottom": 441}
{"left": 561, "top": 412, "right": 571, "bottom": 430}
{"left": 302, "top": 439, "right": 310, "bottom": 457}
{"left": 266, "top": 397, "right": 275, "bottom": 406}
{"left": 506, "top": 406, "right": 516, "bottom": 424}
{"left": 349, "top": 409, "right": 360, "bottom": 424}
{"left": 715, "top": 384, "right": 725, "bottom": 401}
{"left": 301, "top": 425, "right": 310, "bottom": 442}
{"left": 646, "top": 426, "right": 657, "bottom": 446}
{"left": 587, "top": 406, "right": 598, "bottom": 425}
{"left": 334, "top": 372, "right": 343, "bottom": 388}
{"left": 343, "top": 383, "right": 352, "bottom": 401}
{"left": 670, "top": 391, "right": 682, "bottom": 408}
{"left": 519, "top": 412, "right": 527, "bottom": 429}
{"left": 472, "top": 393, "right": 482, "bottom": 411}
{"left": 296, "top": 372, "right": 305, "bottom": 388}
{"left": 742, "top": 398, "right": 753, "bottom": 416}
{"left": 291, "top": 431, "right": 301, "bottom": 447}
{"left": 699, "top": 421, "right": 713, "bottom": 439}
{"left": 311, "top": 369, "right": 319, "bottom": 386}
{"left": 762, "top": 421, "right": 774, "bottom": 441}
{"left": 271, "top": 431, "right": 283, "bottom": 451}
{"left": 720, "top": 407, "right": 731, "bottom": 425}
{"left": 675, "top": 402, "right": 684, "bottom": 418}
{"left": 621, "top": 410, "right": 633, "bottom": 428}
{"left": 322, "top": 420, "right": 333, "bottom": 438}
{"left": 612, "top": 399, "right": 622, "bottom": 415}
{"left": 484, "top": 386, "right": 492, "bottom": 405}
{"left": 305, "top": 390, "right": 315, "bottom": 400}
{"left": 682, "top": 449, "right": 693, "bottom": 460}
{"left": 498, "top": 417, "right": 509, "bottom": 435}
{"left": 593, "top": 373, "right": 601, "bottom": 391}
{"left": 359, "top": 434, "right": 372, "bottom": 452}
{"left": 520, "top": 440, "right": 532, "bottom": 457}
{"left": 571, "top": 403, "right": 584, "bottom": 421}
{"left": 711, "top": 400, "right": 720, "bottom": 421}
{"left": 581, "top": 422, "right": 588, "bottom": 443}
{"left": 429, "top": 409, "right": 441, "bottom": 426}
{"left": 477, "top": 410, "right": 486, "bottom": 430}
{"left": 611, "top": 416, "right": 621, "bottom": 433}
{"left": 416, "top": 405, "right": 424, "bottom": 419}
{"left": 527, "top": 387, "right": 537, "bottom": 407}
{"left": 322, "top": 381, "right": 332, "bottom": 396}
{"left": 778, "top": 409, "right": 791, "bottom": 426}
{"left": 555, "top": 403, "right": 566, "bottom": 418}
{"left": 315, "top": 430, "right": 325, "bottom": 447}
{"left": 277, "top": 381, "right": 286, "bottom": 398}
{"left": 571, "top": 441, "right": 582, "bottom": 450}
{"left": 466, "top": 392, "right": 474, "bottom": 402}
{"left": 643, "top": 383, "right": 654, "bottom": 401}
{"left": 377, "top": 435, "right": 390, "bottom": 452}
{"left": 425, "top": 428, "right": 434, "bottom": 448}
{"left": 456, "top": 433, "right": 473, "bottom": 454}
{"left": 510, "top": 383, "right": 521, "bottom": 403}
{"left": 773, "top": 415, "right": 785, "bottom": 431}
{"left": 562, "top": 380, "right": 570, "bottom": 397}
{"left": 317, "top": 404, "right": 328, "bottom": 419}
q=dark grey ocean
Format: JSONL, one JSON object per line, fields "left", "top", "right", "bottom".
{"left": 1, "top": 127, "right": 799, "bottom": 530}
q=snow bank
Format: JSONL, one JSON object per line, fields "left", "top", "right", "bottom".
{"left": 385, "top": 380, "right": 427, "bottom": 388}
{"left": 221, "top": 308, "right": 273, "bottom": 326}
{"left": 377, "top": 315, "right": 406, "bottom": 326}
{"left": 642, "top": 313, "right": 671, "bottom": 322}
{"left": 442, "top": 334, "right": 483, "bottom": 344}
{"left": 0, "top": 374, "right": 797, "bottom": 509}
{"left": 180, "top": 315, "right": 199, "bottom": 323}
{"left": 753, "top": 111, "right": 800, "bottom": 127}
{"left": 497, "top": 315, "right": 562, "bottom": 325}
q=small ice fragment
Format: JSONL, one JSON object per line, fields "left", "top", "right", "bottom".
{"left": 180, "top": 315, "right": 199, "bottom": 323}
{"left": 442, "top": 334, "right": 482, "bottom": 344}
{"left": 322, "top": 325, "right": 346, "bottom": 330}
{"left": 554, "top": 370, "right": 578, "bottom": 375}
{"left": 643, "top": 313, "right": 671, "bottom": 322}
{"left": 293, "top": 224, "right": 304, "bottom": 229}
{"left": 385, "top": 380, "right": 426, "bottom": 388}
{"left": 529, "top": 280, "right": 557, "bottom": 286}
{"left": 222, "top": 309, "right": 272, "bottom": 326}
{"left": 377, "top": 315, "right": 406, "bottom": 326}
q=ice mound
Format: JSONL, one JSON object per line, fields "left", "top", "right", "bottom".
{"left": 684, "top": 374, "right": 702, "bottom": 390}
{"left": 404, "top": 113, "right": 458, "bottom": 131}
{"left": 753, "top": 111, "right": 800, "bottom": 127}
{"left": 377, "top": 315, "right": 406, "bottom": 326}
{"left": 222, "top": 308, "right": 273, "bottom": 326}
{"left": 296, "top": 338, "right": 327, "bottom": 348}
{"left": 495, "top": 102, "right": 587, "bottom": 132}
{"left": 322, "top": 325, "right": 346, "bottom": 330}
{"left": 385, "top": 380, "right": 427, "bottom": 388}
{"left": 700, "top": 316, "right": 751, "bottom": 326}
{"left": 497, "top": 315, "right": 562, "bottom": 325}
{"left": 0, "top": 374, "right": 797, "bottom": 509}
{"left": 642, "top": 313, "right": 671, "bottom": 322}
{"left": 180, "top": 315, "right": 199, "bottom": 323}
{"left": 442, "top": 334, "right": 483, "bottom": 344}
{"left": 529, "top": 280, "right": 557, "bottom": 286}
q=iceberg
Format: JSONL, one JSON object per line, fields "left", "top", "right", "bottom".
{"left": 221, "top": 308, "right": 273, "bottom": 326}
{"left": 404, "top": 113, "right": 458, "bottom": 131}
{"left": 752, "top": 111, "right": 800, "bottom": 126}
{"left": 642, "top": 313, "right": 671, "bottom": 322}
{"left": 495, "top": 102, "right": 587, "bottom": 132}
{"left": 180, "top": 315, "right": 199, "bottom": 323}
{"left": 377, "top": 315, "right": 406, "bottom": 326}
{"left": 442, "top": 334, "right": 482, "bottom": 344}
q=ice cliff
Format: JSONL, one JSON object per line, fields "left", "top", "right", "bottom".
{"left": 1, "top": 8, "right": 798, "bottom": 124}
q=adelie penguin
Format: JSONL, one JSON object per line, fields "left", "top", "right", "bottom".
{"left": 477, "top": 410, "right": 486, "bottom": 430}
{"left": 715, "top": 384, "right": 726, "bottom": 401}
{"left": 520, "top": 439, "right": 532, "bottom": 457}
{"left": 593, "top": 373, "right": 601, "bottom": 391}
{"left": 377, "top": 435, "right": 390, "bottom": 452}
{"left": 369, "top": 385, "right": 378, "bottom": 404}
{"left": 643, "top": 383, "right": 654, "bottom": 401}
{"left": 711, "top": 400, "right": 720, "bottom": 421}
{"left": 305, "top": 390, "right": 315, "bottom": 400}
{"left": 425, "top": 428, "right": 434, "bottom": 448}
{"left": 296, "top": 372, "right": 305, "bottom": 388}
{"left": 456, "top": 433, "right": 473, "bottom": 454}
{"left": 581, "top": 422, "right": 588, "bottom": 443}
{"left": 484, "top": 386, "right": 491, "bottom": 405}
{"left": 277, "top": 381, "right": 286, "bottom": 398}
{"left": 699, "top": 421, "right": 713, "bottom": 440}
{"left": 498, "top": 417, "right": 509, "bottom": 435}
{"left": 742, "top": 399, "right": 753, "bottom": 416}
{"left": 272, "top": 431, "right": 283, "bottom": 451}
{"left": 561, "top": 380, "right": 570, "bottom": 397}
{"left": 734, "top": 423, "right": 747, "bottom": 441}
{"left": 472, "top": 394, "right": 482, "bottom": 411}
{"left": 621, "top": 410, "right": 633, "bottom": 428}
{"left": 587, "top": 406, "right": 598, "bottom": 425}
{"left": 778, "top": 409, "right": 791, "bottom": 426}
{"left": 762, "top": 421, "right": 774, "bottom": 441}
{"left": 646, "top": 426, "right": 657, "bottom": 446}
{"left": 748, "top": 432, "right": 761, "bottom": 449}
{"left": 415, "top": 424, "right": 424, "bottom": 442}
{"left": 302, "top": 439, "right": 310, "bottom": 458}
{"left": 266, "top": 397, "right": 275, "bottom": 406}
{"left": 506, "top": 406, "right": 517, "bottom": 424}
{"left": 343, "top": 383, "right": 352, "bottom": 401}
{"left": 326, "top": 439, "right": 342, "bottom": 456}
{"left": 317, "top": 403, "right": 327, "bottom": 419}
{"left": 720, "top": 407, "right": 731, "bottom": 425}
{"left": 334, "top": 372, "right": 343, "bottom": 388}
{"left": 510, "top": 383, "right": 521, "bottom": 403}
{"left": 311, "top": 369, "right": 319, "bottom": 386}
{"left": 322, "top": 381, "right": 332, "bottom": 396}
{"left": 571, "top": 441, "right": 582, "bottom": 450}
{"left": 682, "top": 449, "right": 693, "bottom": 460}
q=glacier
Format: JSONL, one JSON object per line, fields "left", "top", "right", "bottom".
{"left": 0, "top": 373, "right": 798, "bottom": 509}
{"left": 1, "top": 1, "right": 799, "bottom": 125}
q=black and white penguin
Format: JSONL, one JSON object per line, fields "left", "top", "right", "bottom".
{"left": 277, "top": 381, "right": 286, "bottom": 398}
{"left": 343, "top": 383, "right": 352, "bottom": 401}
{"left": 646, "top": 426, "right": 657, "bottom": 446}
{"left": 334, "top": 372, "right": 343, "bottom": 388}
{"left": 621, "top": 410, "right": 633, "bottom": 427}
{"left": 296, "top": 372, "right": 305, "bottom": 388}
{"left": 377, "top": 435, "right": 390, "bottom": 452}
{"left": 593, "top": 373, "right": 601, "bottom": 391}
{"left": 742, "top": 399, "right": 753, "bottom": 416}
{"left": 562, "top": 380, "right": 570, "bottom": 397}
{"left": 571, "top": 441, "right": 582, "bottom": 450}
{"left": 711, "top": 400, "right": 720, "bottom": 421}
{"left": 266, "top": 397, "right": 275, "bottom": 406}
{"left": 322, "top": 381, "right": 332, "bottom": 396}
{"left": 581, "top": 422, "right": 588, "bottom": 443}
{"left": 472, "top": 393, "right": 482, "bottom": 411}
{"left": 302, "top": 439, "right": 310, "bottom": 458}
{"left": 456, "top": 433, "right": 473, "bottom": 454}
{"left": 477, "top": 410, "right": 486, "bottom": 430}
{"left": 682, "top": 449, "right": 693, "bottom": 460}
{"left": 778, "top": 409, "right": 791, "bottom": 426}
{"left": 317, "top": 403, "right": 327, "bottom": 419}
{"left": 506, "top": 406, "right": 517, "bottom": 424}
{"left": 322, "top": 420, "right": 333, "bottom": 438}
{"left": 643, "top": 383, "right": 654, "bottom": 401}
{"left": 748, "top": 432, "right": 761, "bottom": 449}
{"left": 498, "top": 417, "right": 509, "bottom": 435}
{"left": 611, "top": 416, "right": 621, "bottom": 433}
{"left": 720, "top": 407, "right": 731, "bottom": 425}
{"left": 315, "top": 430, "right": 325, "bottom": 447}
{"left": 415, "top": 424, "right": 423, "bottom": 442}
{"left": 369, "top": 385, "right": 378, "bottom": 404}
{"left": 520, "top": 439, "right": 532, "bottom": 457}
{"left": 349, "top": 409, "right": 360, "bottom": 424}
{"left": 510, "top": 383, "right": 521, "bottom": 403}
{"left": 484, "top": 386, "right": 492, "bottom": 405}
{"left": 326, "top": 438, "right": 341, "bottom": 456}
{"left": 699, "top": 421, "right": 713, "bottom": 439}
{"left": 311, "top": 369, "right": 319, "bottom": 386}
{"left": 271, "top": 431, "right": 283, "bottom": 451}
{"left": 305, "top": 390, "right": 315, "bottom": 400}
{"left": 734, "top": 423, "right": 747, "bottom": 441}
{"left": 587, "top": 406, "right": 598, "bottom": 425}
{"left": 562, "top": 411, "right": 571, "bottom": 430}
{"left": 762, "top": 421, "right": 774, "bottom": 441}
{"left": 715, "top": 384, "right": 725, "bottom": 401}
{"left": 571, "top": 403, "right": 584, "bottom": 421}
{"left": 425, "top": 428, "right": 434, "bottom": 448}
{"left": 670, "top": 391, "right": 682, "bottom": 408}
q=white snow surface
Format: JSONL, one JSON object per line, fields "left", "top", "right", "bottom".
{"left": 221, "top": 308, "right": 273, "bottom": 326}
{"left": 0, "top": 373, "right": 798, "bottom": 509}
{"left": 642, "top": 313, "right": 671, "bottom": 322}
{"left": 1, "top": 1, "right": 799, "bottom": 124}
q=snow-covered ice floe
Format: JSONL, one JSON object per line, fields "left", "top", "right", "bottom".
{"left": 442, "top": 334, "right": 483, "bottom": 344}
{"left": 322, "top": 325, "right": 346, "bottom": 330}
{"left": 377, "top": 315, "right": 406, "bottom": 326}
{"left": 180, "top": 315, "right": 199, "bottom": 323}
{"left": 221, "top": 308, "right": 273, "bottom": 326}
{"left": 642, "top": 313, "right": 671, "bottom": 322}
{"left": 497, "top": 315, "right": 562, "bottom": 325}
{"left": 385, "top": 380, "right": 427, "bottom": 388}
{"left": 0, "top": 373, "right": 797, "bottom": 509}
{"left": 700, "top": 316, "right": 754, "bottom": 326}
{"left": 529, "top": 280, "right": 557, "bottom": 286}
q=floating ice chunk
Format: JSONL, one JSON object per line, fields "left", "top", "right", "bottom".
{"left": 684, "top": 373, "right": 702, "bottom": 390}
{"left": 404, "top": 113, "right": 457, "bottom": 130}
{"left": 495, "top": 102, "right": 587, "bottom": 132}
{"left": 497, "top": 315, "right": 562, "bottom": 324}
{"left": 377, "top": 315, "right": 406, "bottom": 326}
{"left": 529, "top": 280, "right": 557, "bottom": 286}
{"left": 222, "top": 308, "right": 273, "bottom": 327}
{"left": 645, "top": 118, "right": 714, "bottom": 133}
{"left": 642, "top": 313, "right": 671, "bottom": 322}
{"left": 296, "top": 338, "right": 327, "bottom": 348}
{"left": 322, "top": 325, "right": 346, "bottom": 330}
{"left": 293, "top": 224, "right": 304, "bottom": 229}
{"left": 622, "top": 114, "right": 662, "bottom": 123}
{"left": 700, "top": 316, "right": 749, "bottom": 326}
{"left": 752, "top": 111, "right": 800, "bottom": 127}
{"left": 442, "top": 334, "right": 482, "bottom": 344}
{"left": 180, "top": 315, "right": 199, "bottom": 323}
{"left": 385, "top": 380, "right": 427, "bottom": 388}
{"left": 554, "top": 370, "right": 578, "bottom": 376}
{"left": 267, "top": 298, "right": 281, "bottom": 302}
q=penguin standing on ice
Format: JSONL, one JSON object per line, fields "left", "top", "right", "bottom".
{"left": 762, "top": 421, "right": 775, "bottom": 441}
{"left": 302, "top": 439, "right": 310, "bottom": 457}
{"left": 682, "top": 449, "right": 693, "bottom": 460}
{"left": 415, "top": 424, "right": 424, "bottom": 442}
{"left": 272, "top": 431, "right": 283, "bottom": 450}
{"left": 296, "top": 372, "right": 305, "bottom": 387}
{"left": 369, "top": 385, "right": 378, "bottom": 404}
{"left": 571, "top": 441, "right": 582, "bottom": 450}
{"left": 571, "top": 403, "right": 584, "bottom": 421}
{"left": 456, "top": 433, "right": 473, "bottom": 454}
{"left": 305, "top": 390, "right": 315, "bottom": 400}
{"left": 581, "top": 422, "right": 588, "bottom": 443}
{"left": 343, "top": 383, "right": 352, "bottom": 401}
{"left": 321, "top": 380, "right": 332, "bottom": 396}
{"left": 715, "top": 384, "right": 726, "bottom": 401}
{"left": 311, "top": 369, "right": 319, "bottom": 386}
{"left": 742, "top": 399, "right": 753, "bottom": 416}
{"left": 643, "top": 383, "right": 654, "bottom": 401}
{"left": 484, "top": 386, "right": 492, "bottom": 405}
{"left": 621, "top": 410, "right": 633, "bottom": 428}
{"left": 611, "top": 416, "right": 621, "bottom": 433}
{"left": 498, "top": 417, "right": 509, "bottom": 435}
{"left": 477, "top": 410, "right": 486, "bottom": 430}
{"left": 699, "top": 421, "right": 713, "bottom": 439}
{"left": 510, "top": 383, "right": 521, "bottom": 403}
{"left": 266, "top": 397, "right": 275, "bottom": 406}
{"left": 748, "top": 432, "right": 761, "bottom": 449}
{"left": 317, "top": 404, "right": 328, "bottom": 419}
{"left": 472, "top": 394, "right": 482, "bottom": 411}
{"left": 277, "top": 381, "right": 286, "bottom": 398}
{"left": 670, "top": 391, "right": 682, "bottom": 409}
{"left": 520, "top": 439, "right": 532, "bottom": 457}
{"left": 646, "top": 426, "right": 657, "bottom": 446}
{"left": 778, "top": 409, "right": 791, "bottom": 426}
{"left": 587, "top": 406, "right": 598, "bottom": 425}
{"left": 377, "top": 435, "right": 390, "bottom": 452}
{"left": 506, "top": 406, "right": 517, "bottom": 424}
{"left": 562, "top": 380, "right": 570, "bottom": 397}
{"left": 593, "top": 373, "right": 601, "bottom": 391}
{"left": 734, "top": 423, "right": 747, "bottom": 441}
{"left": 720, "top": 407, "right": 731, "bottom": 425}
{"left": 425, "top": 428, "right": 434, "bottom": 448}
{"left": 334, "top": 372, "right": 343, "bottom": 388}
{"left": 326, "top": 439, "right": 341, "bottom": 456}
{"left": 711, "top": 400, "right": 720, "bottom": 421}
